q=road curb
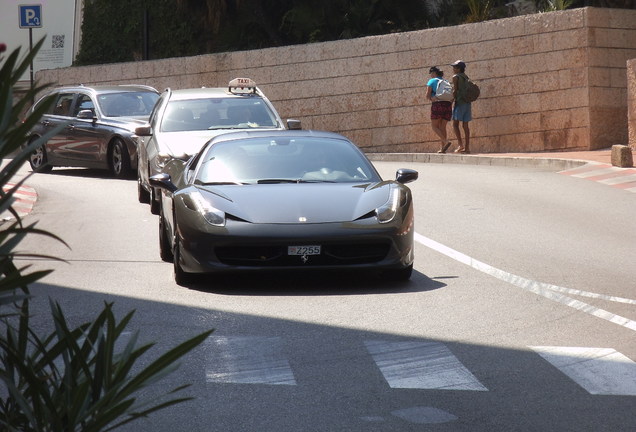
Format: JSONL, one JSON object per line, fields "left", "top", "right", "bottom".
{"left": 1, "top": 183, "right": 37, "bottom": 222}
{"left": 366, "top": 152, "right": 590, "bottom": 171}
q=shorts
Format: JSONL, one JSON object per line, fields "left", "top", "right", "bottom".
{"left": 431, "top": 101, "right": 452, "bottom": 121}
{"left": 452, "top": 102, "right": 472, "bottom": 122}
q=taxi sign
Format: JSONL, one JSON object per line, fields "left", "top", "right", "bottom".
{"left": 228, "top": 77, "right": 257, "bottom": 94}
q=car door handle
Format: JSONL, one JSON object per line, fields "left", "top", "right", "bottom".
{"left": 41, "top": 120, "right": 51, "bottom": 126}
{"left": 67, "top": 124, "right": 76, "bottom": 131}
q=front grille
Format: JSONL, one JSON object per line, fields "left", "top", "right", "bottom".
{"left": 216, "top": 242, "right": 390, "bottom": 267}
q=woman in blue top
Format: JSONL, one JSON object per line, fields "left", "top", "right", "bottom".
{"left": 426, "top": 66, "right": 453, "bottom": 153}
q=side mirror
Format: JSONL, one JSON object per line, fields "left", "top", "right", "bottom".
{"left": 135, "top": 124, "right": 153, "bottom": 136}
{"left": 396, "top": 168, "right": 418, "bottom": 184}
{"left": 149, "top": 173, "right": 177, "bottom": 193}
{"left": 77, "top": 109, "right": 96, "bottom": 120}
{"left": 286, "top": 119, "right": 302, "bottom": 130}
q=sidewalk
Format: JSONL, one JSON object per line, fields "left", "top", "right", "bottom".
{"left": 368, "top": 148, "right": 615, "bottom": 168}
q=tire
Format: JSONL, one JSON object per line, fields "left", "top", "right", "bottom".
{"left": 150, "top": 188, "right": 160, "bottom": 215}
{"left": 138, "top": 175, "right": 150, "bottom": 204}
{"left": 159, "top": 211, "right": 173, "bottom": 262}
{"left": 28, "top": 141, "right": 53, "bottom": 173}
{"left": 384, "top": 264, "right": 413, "bottom": 282}
{"left": 173, "top": 236, "right": 193, "bottom": 286}
{"left": 110, "top": 138, "right": 131, "bottom": 178}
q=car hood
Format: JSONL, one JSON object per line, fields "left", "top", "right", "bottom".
{"left": 158, "top": 131, "right": 247, "bottom": 157}
{"left": 197, "top": 182, "right": 393, "bottom": 224}
{"left": 101, "top": 117, "right": 149, "bottom": 132}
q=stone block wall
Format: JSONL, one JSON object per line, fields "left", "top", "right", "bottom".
{"left": 36, "top": 7, "right": 636, "bottom": 154}
{"left": 628, "top": 58, "right": 636, "bottom": 149}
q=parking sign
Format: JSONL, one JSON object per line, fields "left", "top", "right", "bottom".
{"left": 19, "top": 4, "right": 42, "bottom": 28}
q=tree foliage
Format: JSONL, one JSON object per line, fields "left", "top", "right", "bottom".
{"left": 75, "top": 0, "right": 635, "bottom": 65}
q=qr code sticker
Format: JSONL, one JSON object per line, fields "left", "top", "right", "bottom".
{"left": 52, "top": 35, "right": 65, "bottom": 49}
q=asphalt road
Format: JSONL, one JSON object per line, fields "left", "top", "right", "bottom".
{"left": 8, "top": 160, "right": 636, "bottom": 432}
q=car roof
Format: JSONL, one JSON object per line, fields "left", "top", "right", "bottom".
{"left": 49, "top": 84, "right": 158, "bottom": 94}
{"left": 166, "top": 87, "right": 264, "bottom": 101}
{"left": 208, "top": 129, "right": 350, "bottom": 145}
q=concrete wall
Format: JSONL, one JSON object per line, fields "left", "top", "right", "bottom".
{"left": 628, "top": 58, "right": 636, "bottom": 149}
{"left": 36, "top": 7, "right": 636, "bottom": 154}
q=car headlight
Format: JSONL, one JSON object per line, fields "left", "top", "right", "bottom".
{"left": 375, "top": 185, "right": 401, "bottom": 223}
{"left": 191, "top": 191, "right": 226, "bottom": 226}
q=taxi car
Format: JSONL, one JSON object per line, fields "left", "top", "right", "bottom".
{"left": 149, "top": 130, "right": 418, "bottom": 286}
{"left": 135, "top": 78, "right": 300, "bottom": 214}
{"left": 26, "top": 84, "right": 159, "bottom": 178}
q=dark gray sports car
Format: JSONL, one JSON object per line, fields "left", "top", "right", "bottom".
{"left": 150, "top": 130, "right": 418, "bottom": 286}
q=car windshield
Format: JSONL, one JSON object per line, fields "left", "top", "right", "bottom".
{"left": 161, "top": 98, "right": 279, "bottom": 132}
{"left": 99, "top": 92, "right": 159, "bottom": 117}
{"left": 194, "top": 137, "right": 380, "bottom": 185}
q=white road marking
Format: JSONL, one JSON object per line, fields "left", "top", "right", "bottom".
{"left": 531, "top": 346, "right": 636, "bottom": 396}
{"left": 205, "top": 336, "right": 296, "bottom": 385}
{"left": 570, "top": 167, "right": 618, "bottom": 178}
{"left": 414, "top": 232, "right": 636, "bottom": 332}
{"left": 599, "top": 173, "right": 636, "bottom": 185}
{"left": 364, "top": 340, "right": 488, "bottom": 391}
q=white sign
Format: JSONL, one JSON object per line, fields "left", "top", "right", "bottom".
{"left": 1, "top": 0, "right": 78, "bottom": 82}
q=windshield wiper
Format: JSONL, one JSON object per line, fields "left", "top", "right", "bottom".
{"left": 197, "top": 181, "right": 245, "bottom": 186}
{"left": 257, "top": 179, "right": 301, "bottom": 184}
{"left": 257, "top": 178, "right": 336, "bottom": 184}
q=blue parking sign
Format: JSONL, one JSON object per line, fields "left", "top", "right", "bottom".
{"left": 19, "top": 4, "right": 42, "bottom": 28}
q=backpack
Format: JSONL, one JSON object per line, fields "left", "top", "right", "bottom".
{"left": 435, "top": 78, "right": 454, "bottom": 101}
{"left": 461, "top": 75, "right": 480, "bottom": 103}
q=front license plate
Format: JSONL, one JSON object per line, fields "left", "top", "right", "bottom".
{"left": 288, "top": 245, "right": 321, "bottom": 255}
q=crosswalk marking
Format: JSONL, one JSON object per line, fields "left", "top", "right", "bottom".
{"left": 558, "top": 164, "right": 636, "bottom": 193}
{"left": 205, "top": 336, "right": 296, "bottom": 385}
{"left": 364, "top": 340, "right": 488, "bottom": 391}
{"left": 599, "top": 173, "right": 636, "bottom": 185}
{"left": 531, "top": 346, "right": 636, "bottom": 396}
{"left": 201, "top": 336, "right": 635, "bottom": 396}
{"left": 569, "top": 167, "right": 619, "bottom": 178}
{"left": 1, "top": 183, "right": 37, "bottom": 221}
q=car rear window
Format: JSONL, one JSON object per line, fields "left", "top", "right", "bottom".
{"left": 98, "top": 92, "right": 159, "bottom": 117}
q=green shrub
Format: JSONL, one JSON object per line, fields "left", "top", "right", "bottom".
{"left": 0, "top": 40, "right": 212, "bottom": 431}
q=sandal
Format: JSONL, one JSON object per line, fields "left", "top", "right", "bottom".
{"left": 454, "top": 147, "right": 465, "bottom": 153}
{"left": 437, "top": 141, "right": 451, "bottom": 154}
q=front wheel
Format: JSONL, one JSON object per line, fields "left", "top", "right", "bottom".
{"left": 110, "top": 138, "right": 131, "bottom": 178}
{"left": 28, "top": 141, "right": 53, "bottom": 173}
{"left": 173, "top": 236, "right": 193, "bottom": 286}
{"left": 150, "top": 188, "right": 160, "bottom": 215}
{"left": 138, "top": 175, "right": 150, "bottom": 204}
{"left": 159, "top": 211, "right": 173, "bottom": 262}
